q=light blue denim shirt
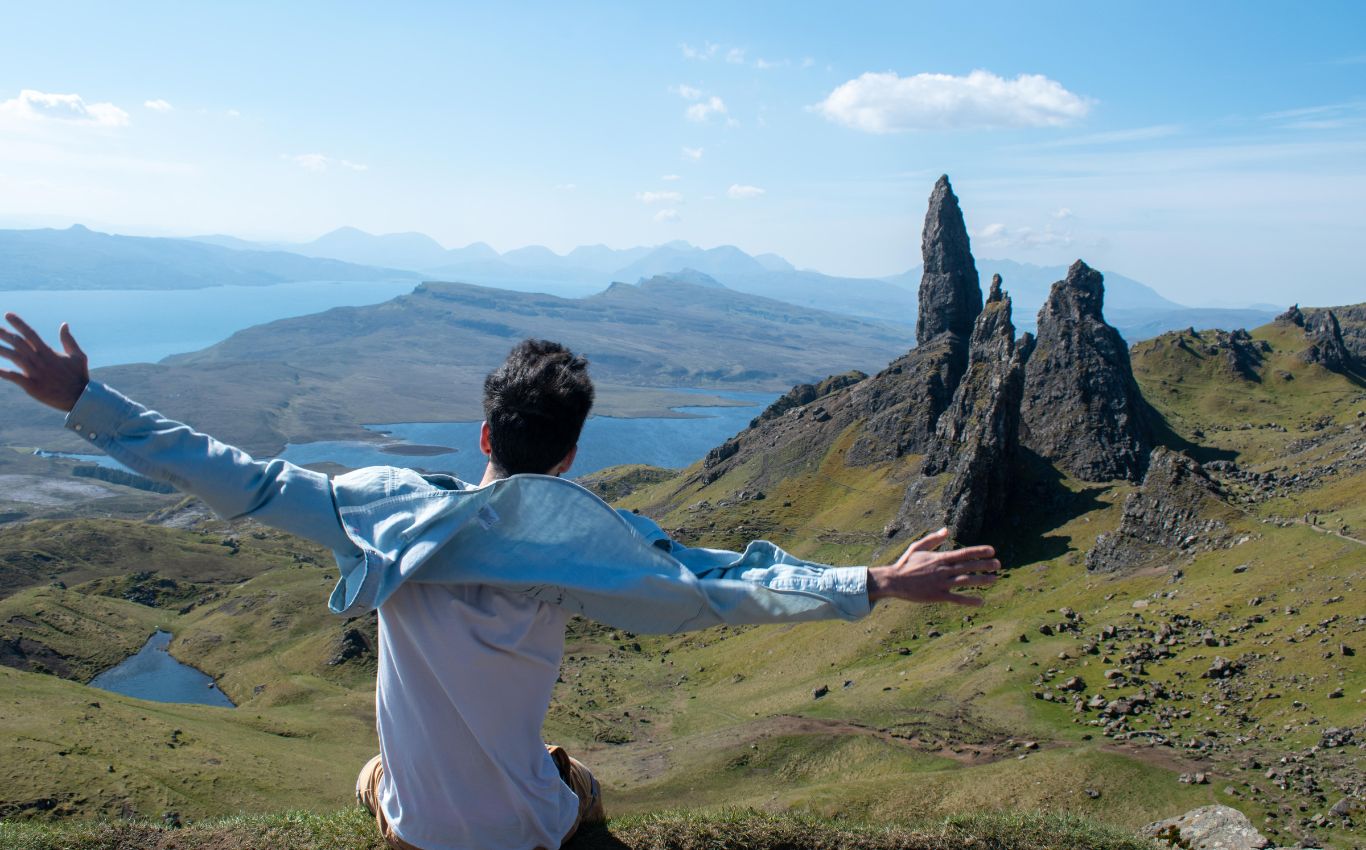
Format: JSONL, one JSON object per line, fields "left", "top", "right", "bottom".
{"left": 64, "top": 381, "right": 871, "bottom": 634}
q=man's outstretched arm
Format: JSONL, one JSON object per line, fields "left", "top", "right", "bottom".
{"left": 0, "top": 313, "right": 358, "bottom": 555}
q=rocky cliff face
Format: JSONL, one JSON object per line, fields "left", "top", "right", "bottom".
{"left": 1020, "top": 261, "right": 1154, "bottom": 482}
{"left": 1086, "top": 448, "right": 1232, "bottom": 572}
{"left": 1304, "top": 302, "right": 1366, "bottom": 361}
{"left": 908, "top": 276, "right": 1029, "bottom": 540}
{"left": 916, "top": 175, "right": 983, "bottom": 346}
{"left": 1279, "top": 304, "right": 1357, "bottom": 372}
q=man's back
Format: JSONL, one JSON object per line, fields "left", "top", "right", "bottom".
{"left": 376, "top": 580, "right": 578, "bottom": 850}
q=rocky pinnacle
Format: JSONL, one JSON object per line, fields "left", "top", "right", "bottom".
{"left": 916, "top": 175, "right": 983, "bottom": 344}
{"left": 1019, "top": 260, "right": 1154, "bottom": 482}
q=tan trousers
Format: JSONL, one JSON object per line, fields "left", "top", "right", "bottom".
{"left": 356, "top": 745, "right": 605, "bottom": 850}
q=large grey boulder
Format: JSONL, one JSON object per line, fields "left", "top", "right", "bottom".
{"left": 1143, "top": 804, "right": 1270, "bottom": 850}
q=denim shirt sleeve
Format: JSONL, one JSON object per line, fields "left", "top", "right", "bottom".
{"left": 63, "top": 381, "right": 360, "bottom": 556}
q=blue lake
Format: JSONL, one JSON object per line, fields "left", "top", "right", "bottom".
{"left": 3, "top": 280, "right": 417, "bottom": 366}
{"left": 88, "top": 630, "right": 235, "bottom": 707}
{"left": 49, "top": 389, "right": 778, "bottom": 481}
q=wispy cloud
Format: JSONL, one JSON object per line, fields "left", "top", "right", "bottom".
{"left": 143, "top": 99, "right": 173, "bottom": 113}
{"left": 686, "top": 96, "right": 727, "bottom": 123}
{"left": 1260, "top": 101, "right": 1366, "bottom": 130}
{"left": 554, "top": 182, "right": 577, "bottom": 191}
{"left": 0, "top": 89, "right": 130, "bottom": 128}
{"left": 661, "top": 174, "right": 681, "bottom": 181}
{"left": 725, "top": 47, "right": 746, "bottom": 64}
{"left": 726, "top": 184, "right": 765, "bottom": 200}
{"left": 681, "top": 42, "right": 719, "bottom": 60}
{"left": 813, "top": 70, "right": 1090, "bottom": 133}
{"left": 286, "top": 153, "right": 368, "bottom": 172}
{"left": 1041, "top": 124, "right": 1181, "bottom": 147}
{"left": 654, "top": 208, "right": 679, "bottom": 223}
{"left": 670, "top": 84, "right": 702, "bottom": 101}
{"left": 636, "top": 190, "right": 683, "bottom": 204}
{"left": 974, "top": 221, "right": 1074, "bottom": 249}
{"left": 681, "top": 146, "right": 703, "bottom": 160}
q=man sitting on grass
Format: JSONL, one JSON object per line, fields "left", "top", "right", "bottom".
{"left": 0, "top": 313, "right": 999, "bottom": 850}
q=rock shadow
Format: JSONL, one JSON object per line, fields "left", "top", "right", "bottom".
{"left": 997, "top": 447, "right": 1109, "bottom": 570}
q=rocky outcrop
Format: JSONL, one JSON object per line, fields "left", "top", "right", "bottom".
{"left": 906, "top": 277, "right": 1028, "bottom": 540}
{"left": 1305, "top": 302, "right": 1366, "bottom": 360}
{"left": 1019, "top": 261, "right": 1153, "bottom": 482}
{"left": 1087, "top": 448, "right": 1232, "bottom": 572}
{"left": 750, "top": 371, "right": 866, "bottom": 428}
{"left": 1143, "top": 804, "right": 1270, "bottom": 850}
{"left": 1302, "top": 309, "right": 1354, "bottom": 372}
{"left": 1280, "top": 303, "right": 1361, "bottom": 372}
{"left": 916, "top": 175, "right": 982, "bottom": 346}
{"left": 844, "top": 333, "right": 969, "bottom": 465}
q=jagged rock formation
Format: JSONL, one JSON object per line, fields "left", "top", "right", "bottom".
{"left": 1019, "top": 261, "right": 1154, "bottom": 482}
{"left": 1086, "top": 448, "right": 1232, "bottom": 572}
{"left": 916, "top": 175, "right": 982, "bottom": 345}
{"left": 1304, "top": 302, "right": 1365, "bottom": 360}
{"left": 1304, "top": 310, "right": 1354, "bottom": 372}
{"left": 1279, "top": 303, "right": 1357, "bottom": 372}
{"left": 750, "top": 371, "right": 866, "bottom": 428}
{"left": 906, "top": 276, "right": 1029, "bottom": 540}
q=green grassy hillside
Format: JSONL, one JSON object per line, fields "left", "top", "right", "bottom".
{"left": 0, "top": 315, "right": 1361, "bottom": 848}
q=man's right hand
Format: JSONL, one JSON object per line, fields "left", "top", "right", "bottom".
{"left": 0, "top": 313, "right": 90, "bottom": 412}
{"left": 867, "top": 528, "right": 1000, "bottom": 607}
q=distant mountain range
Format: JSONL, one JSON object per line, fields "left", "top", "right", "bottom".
{"left": 4, "top": 224, "right": 1279, "bottom": 341}
{"left": 0, "top": 225, "right": 419, "bottom": 290}
{"left": 190, "top": 226, "right": 1281, "bottom": 337}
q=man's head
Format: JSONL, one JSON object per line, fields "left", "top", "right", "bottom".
{"left": 481, "top": 339, "right": 594, "bottom": 477}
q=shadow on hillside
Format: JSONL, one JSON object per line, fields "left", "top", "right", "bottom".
{"left": 570, "top": 824, "right": 632, "bottom": 850}
{"left": 1144, "top": 399, "right": 1237, "bottom": 465}
{"left": 997, "top": 447, "right": 1108, "bottom": 570}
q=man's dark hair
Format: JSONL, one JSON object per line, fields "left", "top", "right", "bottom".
{"left": 482, "top": 339, "right": 595, "bottom": 476}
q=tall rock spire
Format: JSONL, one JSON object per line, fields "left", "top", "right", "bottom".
{"left": 910, "top": 276, "right": 1028, "bottom": 541}
{"left": 1019, "top": 260, "right": 1153, "bottom": 482}
{"left": 916, "top": 175, "right": 983, "bottom": 344}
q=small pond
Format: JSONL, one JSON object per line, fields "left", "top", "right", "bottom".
{"left": 88, "top": 630, "right": 235, "bottom": 707}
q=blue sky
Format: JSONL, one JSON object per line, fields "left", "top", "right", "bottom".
{"left": 1, "top": 1, "right": 1363, "bottom": 305}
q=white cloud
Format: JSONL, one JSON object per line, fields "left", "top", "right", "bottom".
{"left": 754, "top": 58, "right": 786, "bottom": 70}
{"left": 636, "top": 190, "right": 683, "bottom": 204}
{"left": 1053, "top": 207, "right": 1073, "bottom": 220}
{"left": 682, "top": 146, "right": 703, "bottom": 160}
{"left": 654, "top": 208, "right": 679, "bottom": 223}
{"left": 725, "top": 47, "right": 746, "bottom": 64}
{"left": 681, "top": 42, "right": 718, "bottom": 60}
{"left": 661, "top": 174, "right": 681, "bottom": 181}
{"left": 287, "top": 153, "right": 368, "bottom": 173}
{"left": 671, "top": 84, "right": 703, "bottom": 100}
{"left": 226, "top": 109, "right": 242, "bottom": 118}
{"left": 974, "top": 221, "right": 1074, "bottom": 249}
{"left": 801, "top": 57, "right": 815, "bottom": 69}
{"left": 554, "top": 182, "right": 577, "bottom": 191}
{"left": 686, "top": 96, "right": 727, "bottom": 123}
{"left": 0, "top": 89, "right": 129, "bottom": 128}
{"left": 143, "top": 99, "right": 173, "bottom": 112}
{"left": 813, "top": 69, "right": 1090, "bottom": 133}
{"left": 727, "top": 184, "right": 765, "bottom": 200}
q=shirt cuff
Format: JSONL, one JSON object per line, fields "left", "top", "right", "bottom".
{"left": 63, "top": 381, "right": 137, "bottom": 451}
{"left": 822, "top": 565, "right": 871, "bottom": 619}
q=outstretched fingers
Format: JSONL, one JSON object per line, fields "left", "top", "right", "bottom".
{"left": 59, "top": 323, "right": 86, "bottom": 359}
{"left": 0, "top": 367, "right": 29, "bottom": 387}
{"left": 938, "top": 545, "right": 995, "bottom": 565}
{"left": 4, "top": 313, "right": 47, "bottom": 352}
{"left": 951, "top": 573, "right": 998, "bottom": 588}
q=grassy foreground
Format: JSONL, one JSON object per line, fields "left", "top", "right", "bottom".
{"left": 0, "top": 808, "right": 1158, "bottom": 850}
